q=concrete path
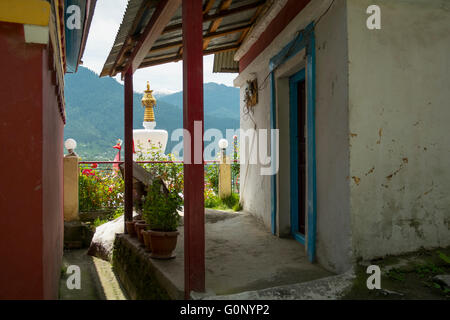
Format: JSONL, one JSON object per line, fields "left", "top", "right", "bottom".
{"left": 59, "top": 249, "right": 127, "bottom": 300}
{"left": 129, "top": 210, "right": 333, "bottom": 298}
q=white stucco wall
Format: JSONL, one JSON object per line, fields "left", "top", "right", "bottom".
{"left": 347, "top": 0, "right": 450, "bottom": 260}
{"left": 235, "top": 0, "right": 352, "bottom": 273}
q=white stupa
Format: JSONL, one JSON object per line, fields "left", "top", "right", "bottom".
{"left": 133, "top": 82, "right": 168, "bottom": 160}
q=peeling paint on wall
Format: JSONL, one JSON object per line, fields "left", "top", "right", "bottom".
{"left": 376, "top": 128, "right": 383, "bottom": 145}
{"left": 386, "top": 158, "right": 408, "bottom": 180}
{"left": 365, "top": 166, "right": 375, "bottom": 176}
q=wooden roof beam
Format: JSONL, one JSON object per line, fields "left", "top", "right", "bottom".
{"left": 139, "top": 43, "right": 240, "bottom": 68}
{"left": 110, "top": 0, "right": 155, "bottom": 76}
{"left": 203, "top": 0, "right": 233, "bottom": 50}
{"left": 162, "top": 0, "right": 266, "bottom": 34}
{"left": 203, "top": 0, "right": 217, "bottom": 14}
{"left": 149, "top": 23, "right": 252, "bottom": 54}
{"left": 123, "top": 0, "right": 182, "bottom": 75}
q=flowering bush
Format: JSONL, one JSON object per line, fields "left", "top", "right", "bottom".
{"left": 79, "top": 164, "right": 124, "bottom": 211}
{"left": 204, "top": 181, "right": 219, "bottom": 208}
{"left": 135, "top": 141, "right": 184, "bottom": 195}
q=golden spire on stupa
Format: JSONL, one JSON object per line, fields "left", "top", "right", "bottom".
{"left": 141, "top": 81, "right": 156, "bottom": 122}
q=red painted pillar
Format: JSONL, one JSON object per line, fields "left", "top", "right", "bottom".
{"left": 182, "top": 0, "right": 205, "bottom": 298}
{"left": 124, "top": 69, "right": 134, "bottom": 231}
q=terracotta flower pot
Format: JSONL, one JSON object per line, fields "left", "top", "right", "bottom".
{"left": 135, "top": 222, "right": 149, "bottom": 244}
{"left": 142, "top": 230, "right": 152, "bottom": 252}
{"left": 149, "top": 230, "right": 179, "bottom": 259}
{"left": 125, "top": 220, "right": 137, "bottom": 237}
{"left": 133, "top": 219, "right": 145, "bottom": 235}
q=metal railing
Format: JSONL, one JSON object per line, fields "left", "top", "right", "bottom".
{"left": 78, "top": 159, "right": 240, "bottom": 195}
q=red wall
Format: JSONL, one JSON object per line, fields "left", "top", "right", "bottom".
{"left": 42, "top": 47, "right": 64, "bottom": 300}
{"left": 0, "top": 22, "right": 63, "bottom": 299}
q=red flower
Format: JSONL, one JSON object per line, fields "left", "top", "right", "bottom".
{"left": 82, "top": 169, "right": 95, "bottom": 176}
{"left": 91, "top": 163, "right": 98, "bottom": 169}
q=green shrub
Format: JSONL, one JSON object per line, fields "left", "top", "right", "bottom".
{"left": 205, "top": 164, "right": 219, "bottom": 193}
{"left": 232, "top": 201, "right": 243, "bottom": 212}
{"left": 205, "top": 193, "right": 241, "bottom": 211}
{"left": 142, "top": 179, "right": 182, "bottom": 232}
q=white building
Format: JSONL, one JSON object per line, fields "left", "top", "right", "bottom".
{"left": 220, "top": 0, "right": 450, "bottom": 274}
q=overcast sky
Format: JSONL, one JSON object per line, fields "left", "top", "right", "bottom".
{"left": 81, "top": 0, "right": 237, "bottom": 93}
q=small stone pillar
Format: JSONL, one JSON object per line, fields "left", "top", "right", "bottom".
{"left": 219, "top": 155, "right": 232, "bottom": 199}
{"left": 64, "top": 155, "right": 79, "bottom": 221}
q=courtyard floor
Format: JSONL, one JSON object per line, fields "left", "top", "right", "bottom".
{"left": 121, "top": 209, "right": 333, "bottom": 298}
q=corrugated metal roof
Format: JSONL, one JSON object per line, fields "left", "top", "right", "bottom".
{"left": 100, "top": 0, "right": 271, "bottom": 77}
{"left": 213, "top": 49, "right": 239, "bottom": 73}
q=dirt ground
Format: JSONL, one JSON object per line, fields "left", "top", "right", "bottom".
{"left": 342, "top": 246, "right": 450, "bottom": 300}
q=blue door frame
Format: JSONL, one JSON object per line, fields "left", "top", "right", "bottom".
{"left": 289, "top": 69, "right": 306, "bottom": 245}
{"left": 269, "top": 23, "right": 317, "bottom": 262}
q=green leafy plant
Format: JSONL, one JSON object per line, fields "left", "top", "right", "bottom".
{"left": 231, "top": 135, "right": 240, "bottom": 193}
{"left": 92, "top": 206, "right": 124, "bottom": 227}
{"left": 387, "top": 268, "right": 406, "bottom": 282}
{"left": 204, "top": 193, "right": 241, "bottom": 211}
{"left": 205, "top": 164, "right": 219, "bottom": 193}
{"left": 415, "top": 262, "right": 444, "bottom": 278}
{"left": 438, "top": 251, "right": 450, "bottom": 264}
{"left": 142, "top": 179, "right": 182, "bottom": 232}
{"left": 232, "top": 201, "right": 243, "bottom": 212}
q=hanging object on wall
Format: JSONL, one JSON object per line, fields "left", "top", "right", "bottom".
{"left": 244, "top": 79, "right": 258, "bottom": 109}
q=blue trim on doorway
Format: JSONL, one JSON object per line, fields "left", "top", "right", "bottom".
{"left": 289, "top": 69, "right": 306, "bottom": 245}
{"left": 270, "top": 72, "right": 277, "bottom": 235}
{"left": 268, "top": 22, "right": 317, "bottom": 262}
{"left": 306, "top": 33, "right": 317, "bottom": 263}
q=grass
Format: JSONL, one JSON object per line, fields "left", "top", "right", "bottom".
{"left": 92, "top": 207, "right": 124, "bottom": 227}
{"left": 205, "top": 193, "right": 242, "bottom": 211}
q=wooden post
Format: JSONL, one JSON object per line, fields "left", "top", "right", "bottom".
{"left": 183, "top": 0, "right": 205, "bottom": 298}
{"left": 124, "top": 69, "right": 133, "bottom": 231}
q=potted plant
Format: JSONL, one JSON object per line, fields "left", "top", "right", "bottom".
{"left": 125, "top": 220, "right": 137, "bottom": 237}
{"left": 142, "top": 178, "right": 182, "bottom": 259}
{"left": 125, "top": 214, "right": 144, "bottom": 237}
{"left": 135, "top": 220, "right": 148, "bottom": 244}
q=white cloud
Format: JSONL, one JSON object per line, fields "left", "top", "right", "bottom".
{"left": 81, "top": 0, "right": 237, "bottom": 93}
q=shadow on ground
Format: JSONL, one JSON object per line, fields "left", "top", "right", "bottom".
{"left": 59, "top": 249, "right": 127, "bottom": 300}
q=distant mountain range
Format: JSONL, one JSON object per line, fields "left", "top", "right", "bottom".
{"left": 64, "top": 67, "right": 240, "bottom": 160}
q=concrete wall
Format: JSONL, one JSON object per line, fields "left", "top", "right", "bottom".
{"left": 347, "top": 0, "right": 450, "bottom": 260}
{"left": 236, "top": 0, "right": 353, "bottom": 273}
{"left": 314, "top": 0, "right": 352, "bottom": 273}
{"left": 0, "top": 22, "right": 63, "bottom": 299}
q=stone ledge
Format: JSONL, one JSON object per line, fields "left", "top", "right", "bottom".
{"left": 64, "top": 221, "right": 94, "bottom": 249}
{"left": 202, "top": 269, "right": 355, "bottom": 300}
{"left": 112, "top": 234, "right": 183, "bottom": 300}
